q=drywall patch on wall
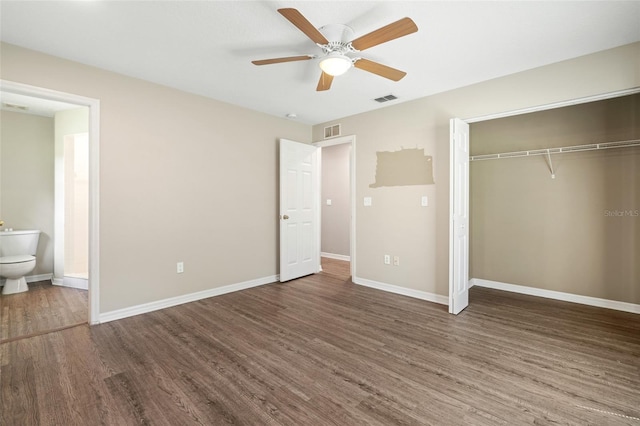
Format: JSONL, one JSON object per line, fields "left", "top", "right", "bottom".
{"left": 370, "top": 148, "right": 434, "bottom": 188}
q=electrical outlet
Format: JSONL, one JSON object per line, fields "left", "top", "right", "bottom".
{"left": 177, "top": 261, "right": 184, "bottom": 273}
{"left": 393, "top": 256, "right": 400, "bottom": 266}
{"left": 384, "top": 255, "right": 391, "bottom": 265}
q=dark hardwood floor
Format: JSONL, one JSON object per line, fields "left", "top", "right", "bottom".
{"left": 321, "top": 256, "right": 351, "bottom": 281}
{"left": 0, "top": 280, "right": 87, "bottom": 344}
{"left": 2, "top": 263, "right": 639, "bottom": 425}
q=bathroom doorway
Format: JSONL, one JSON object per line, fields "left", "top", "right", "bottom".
{"left": 0, "top": 80, "right": 100, "bottom": 342}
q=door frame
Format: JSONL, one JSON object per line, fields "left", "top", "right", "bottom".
{"left": 1, "top": 79, "right": 101, "bottom": 325}
{"left": 313, "top": 135, "right": 356, "bottom": 278}
{"left": 449, "top": 87, "right": 640, "bottom": 313}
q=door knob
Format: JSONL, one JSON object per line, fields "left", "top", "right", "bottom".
{"left": 282, "top": 215, "right": 289, "bottom": 220}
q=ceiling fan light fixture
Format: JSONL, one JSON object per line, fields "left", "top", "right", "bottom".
{"left": 319, "top": 53, "right": 352, "bottom": 76}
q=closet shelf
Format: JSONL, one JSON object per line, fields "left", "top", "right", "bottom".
{"left": 470, "top": 138, "right": 640, "bottom": 161}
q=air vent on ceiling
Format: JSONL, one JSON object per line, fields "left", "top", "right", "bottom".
{"left": 2, "top": 103, "right": 29, "bottom": 111}
{"left": 374, "top": 94, "right": 398, "bottom": 103}
{"left": 324, "top": 124, "right": 341, "bottom": 139}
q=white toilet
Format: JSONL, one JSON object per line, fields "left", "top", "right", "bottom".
{"left": 0, "top": 230, "right": 41, "bottom": 295}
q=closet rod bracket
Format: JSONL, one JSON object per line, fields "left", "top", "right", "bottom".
{"left": 545, "top": 149, "right": 556, "bottom": 179}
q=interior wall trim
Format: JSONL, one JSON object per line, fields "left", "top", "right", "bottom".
{"left": 471, "top": 278, "right": 640, "bottom": 314}
{"left": 320, "top": 252, "right": 351, "bottom": 261}
{"left": 353, "top": 276, "right": 448, "bottom": 306}
{"left": 0, "top": 273, "right": 54, "bottom": 285}
{"left": 26, "top": 273, "right": 54, "bottom": 283}
{"left": 99, "top": 275, "right": 279, "bottom": 324}
{"left": 58, "top": 276, "right": 89, "bottom": 290}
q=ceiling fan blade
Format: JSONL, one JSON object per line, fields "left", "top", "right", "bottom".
{"left": 252, "top": 55, "right": 313, "bottom": 66}
{"left": 354, "top": 58, "right": 407, "bottom": 81}
{"left": 350, "top": 17, "right": 418, "bottom": 51}
{"left": 316, "top": 72, "right": 334, "bottom": 91}
{"left": 278, "top": 8, "right": 329, "bottom": 45}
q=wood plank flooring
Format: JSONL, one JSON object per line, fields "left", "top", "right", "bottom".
{"left": 0, "top": 280, "right": 87, "bottom": 343}
{"left": 321, "top": 256, "right": 351, "bottom": 281}
{"left": 2, "top": 262, "right": 639, "bottom": 425}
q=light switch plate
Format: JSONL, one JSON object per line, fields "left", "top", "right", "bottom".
{"left": 421, "top": 196, "right": 429, "bottom": 207}
{"left": 326, "top": 199, "right": 332, "bottom": 206}
{"left": 364, "top": 197, "right": 372, "bottom": 207}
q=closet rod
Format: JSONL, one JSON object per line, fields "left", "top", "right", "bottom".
{"left": 470, "top": 138, "right": 640, "bottom": 161}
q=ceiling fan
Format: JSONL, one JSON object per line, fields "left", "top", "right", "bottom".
{"left": 252, "top": 8, "right": 418, "bottom": 91}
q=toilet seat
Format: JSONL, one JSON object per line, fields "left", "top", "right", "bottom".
{"left": 0, "top": 255, "right": 35, "bottom": 264}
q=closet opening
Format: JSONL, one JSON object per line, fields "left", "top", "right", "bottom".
{"left": 450, "top": 88, "right": 640, "bottom": 314}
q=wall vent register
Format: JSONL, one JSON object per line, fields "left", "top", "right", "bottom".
{"left": 324, "top": 124, "right": 341, "bottom": 139}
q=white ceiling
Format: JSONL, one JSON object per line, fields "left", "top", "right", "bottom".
{"left": 0, "top": 92, "right": 80, "bottom": 117}
{"left": 1, "top": 1, "right": 639, "bottom": 125}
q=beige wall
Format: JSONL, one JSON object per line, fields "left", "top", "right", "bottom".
{"left": 0, "top": 110, "right": 55, "bottom": 276}
{"left": 471, "top": 94, "right": 639, "bottom": 304}
{"left": 2, "top": 40, "right": 637, "bottom": 313}
{"left": 470, "top": 94, "right": 640, "bottom": 154}
{"left": 1, "top": 42, "right": 310, "bottom": 313}
{"left": 313, "top": 42, "right": 640, "bottom": 298}
{"left": 321, "top": 143, "right": 350, "bottom": 257}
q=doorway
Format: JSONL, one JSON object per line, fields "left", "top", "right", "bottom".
{"left": 0, "top": 80, "right": 100, "bottom": 330}
{"left": 314, "top": 135, "right": 356, "bottom": 279}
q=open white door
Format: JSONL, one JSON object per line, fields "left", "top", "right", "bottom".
{"left": 279, "top": 139, "right": 320, "bottom": 282}
{"left": 449, "top": 118, "right": 470, "bottom": 314}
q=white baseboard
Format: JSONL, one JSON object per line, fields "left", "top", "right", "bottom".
{"left": 321, "top": 252, "right": 351, "bottom": 261}
{"left": 1, "top": 273, "right": 53, "bottom": 287}
{"left": 27, "top": 273, "right": 53, "bottom": 283}
{"left": 99, "top": 274, "right": 279, "bottom": 324}
{"left": 353, "top": 276, "right": 448, "bottom": 305}
{"left": 54, "top": 276, "right": 88, "bottom": 290}
{"left": 471, "top": 278, "right": 640, "bottom": 314}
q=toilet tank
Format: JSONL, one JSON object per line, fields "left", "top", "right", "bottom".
{"left": 0, "top": 230, "right": 41, "bottom": 256}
